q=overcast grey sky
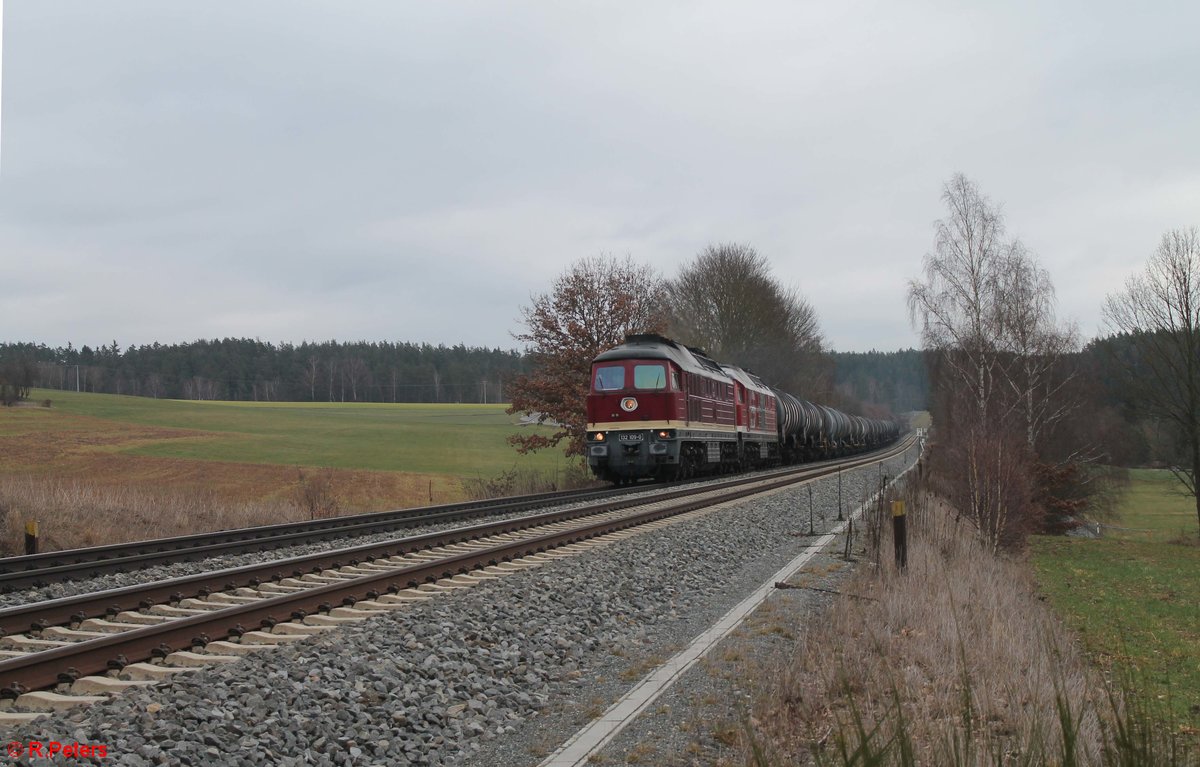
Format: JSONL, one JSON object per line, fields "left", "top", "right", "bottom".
{"left": 1, "top": 1, "right": 1197, "bottom": 353}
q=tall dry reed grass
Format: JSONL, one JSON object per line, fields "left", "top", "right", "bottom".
{"left": 749, "top": 473, "right": 1195, "bottom": 765}
{"left": 0, "top": 474, "right": 308, "bottom": 555}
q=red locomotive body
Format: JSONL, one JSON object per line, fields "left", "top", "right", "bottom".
{"left": 585, "top": 335, "right": 738, "bottom": 482}
{"left": 585, "top": 334, "right": 902, "bottom": 484}
{"left": 721, "top": 365, "right": 780, "bottom": 465}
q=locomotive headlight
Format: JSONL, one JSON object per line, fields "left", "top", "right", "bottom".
{"left": 656, "top": 429, "right": 675, "bottom": 440}
{"left": 590, "top": 432, "right": 605, "bottom": 442}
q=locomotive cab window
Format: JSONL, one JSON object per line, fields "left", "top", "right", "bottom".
{"left": 633, "top": 364, "right": 667, "bottom": 390}
{"left": 593, "top": 366, "right": 625, "bottom": 392}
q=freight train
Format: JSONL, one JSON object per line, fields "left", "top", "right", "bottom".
{"left": 585, "top": 335, "right": 900, "bottom": 483}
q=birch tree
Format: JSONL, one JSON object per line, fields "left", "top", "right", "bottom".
{"left": 909, "top": 174, "right": 1080, "bottom": 547}
{"left": 907, "top": 174, "right": 1012, "bottom": 424}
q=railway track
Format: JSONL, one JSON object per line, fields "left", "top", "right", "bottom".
{"left": 0, "top": 437, "right": 913, "bottom": 715}
{"left": 0, "top": 483, "right": 660, "bottom": 593}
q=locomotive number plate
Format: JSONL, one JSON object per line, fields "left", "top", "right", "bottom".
{"left": 618, "top": 433, "right": 644, "bottom": 442}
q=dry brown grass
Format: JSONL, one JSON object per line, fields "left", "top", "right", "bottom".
{"left": 752, "top": 479, "right": 1114, "bottom": 765}
{"left": 0, "top": 474, "right": 307, "bottom": 555}
{"left": 0, "top": 466, "right": 468, "bottom": 554}
{"left": 0, "top": 401, "right": 584, "bottom": 553}
{"left": 0, "top": 406, "right": 472, "bottom": 550}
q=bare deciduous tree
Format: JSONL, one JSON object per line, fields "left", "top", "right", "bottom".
{"left": 1103, "top": 226, "right": 1200, "bottom": 533}
{"left": 909, "top": 174, "right": 1081, "bottom": 548}
{"left": 507, "top": 255, "right": 667, "bottom": 457}
{"left": 666, "top": 243, "right": 828, "bottom": 397}
{"left": 996, "top": 245, "right": 1081, "bottom": 448}
{"left": 0, "top": 355, "right": 35, "bottom": 406}
{"left": 908, "top": 175, "right": 1013, "bottom": 424}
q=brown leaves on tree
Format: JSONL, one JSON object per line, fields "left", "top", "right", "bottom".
{"left": 506, "top": 256, "right": 666, "bottom": 457}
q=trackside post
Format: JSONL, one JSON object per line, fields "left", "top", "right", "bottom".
{"left": 807, "top": 485, "right": 815, "bottom": 535}
{"left": 24, "top": 520, "right": 38, "bottom": 556}
{"left": 892, "top": 500, "right": 907, "bottom": 571}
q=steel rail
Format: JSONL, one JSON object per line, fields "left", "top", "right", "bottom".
{"left": 0, "top": 439, "right": 911, "bottom": 636}
{"left": 0, "top": 442, "right": 907, "bottom": 587}
{"left": 0, "top": 437, "right": 914, "bottom": 698}
{"left": 0, "top": 483, "right": 656, "bottom": 592}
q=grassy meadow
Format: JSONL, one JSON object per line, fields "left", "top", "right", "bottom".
{"left": 0, "top": 389, "right": 567, "bottom": 551}
{"left": 1031, "top": 469, "right": 1200, "bottom": 723}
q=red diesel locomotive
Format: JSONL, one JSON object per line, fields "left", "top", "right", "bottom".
{"left": 584, "top": 335, "right": 899, "bottom": 483}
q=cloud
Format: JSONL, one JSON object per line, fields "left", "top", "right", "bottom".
{"left": 1, "top": 0, "right": 1198, "bottom": 353}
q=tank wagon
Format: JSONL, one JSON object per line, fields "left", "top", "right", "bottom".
{"left": 585, "top": 335, "right": 900, "bottom": 483}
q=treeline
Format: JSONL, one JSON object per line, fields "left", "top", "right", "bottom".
{"left": 1081, "top": 331, "right": 1195, "bottom": 468}
{"left": 0, "top": 339, "right": 526, "bottom": 403}
{"left": 1, "top": 336, "right": 935, "bottom": 412}
{"left": 829, "top": 349, "right": 928, "bottom": 415}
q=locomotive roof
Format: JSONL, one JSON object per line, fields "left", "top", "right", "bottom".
{"left": 720, "top": 365, "right": 775, "bottom": 397}
{"left": 593, "top": 334, "right": 728, "bottom": 377}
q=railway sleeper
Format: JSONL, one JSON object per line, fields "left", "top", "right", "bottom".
{"left": 299, "top": 572, "right": 357, "bottom": 584}
{"left": 161, "top": 650, "right": 239, "bottom": 667}
{"left": 176, "top": 598, "right": 231, "bottom": 611}
{"left": 0, "top": 635, "right": 70, "bottom": 651}
{"left": 0, "top": 711, "right": 47, "bottom": 725}
{"left": 119, "top": 662, "right": 195, "bottom": 681}
{"left": 239, "top": 630, "right": 307, "bottom": 646}
{"left": 413, "top": 582, "right": 464, "bottom": 593}
{"left": 302, "top": 612, "right": 376, "bottom": 627}
{"left": 339, "top": 564, "right": 396, "bottom": 574}
{"left": 269, "top": 623, "right": 336, "bottom": 636}
{"left": 77, "top": 618, "right": 147, "bottom": 634}
{"left": 370, "top": 590, "right": 435, "bottom": 604}
{"left": 203, "top": 640, "right": 273, "bottom": 655}
{"left": 70, "top": 676, "right": 155, "bottom": 695}
{"left": 148, "top": 605, "right": 209, "bottom": 617}
{"left": 40, "top": 626, "right": 112, "bottom": 641}
{"left": 9, "top": 691, "right": 108, "bottom": 713}
{"left": 204, "top": 593, "right": 261, "bottom": 605}
{"left": 352, "top": 598, "right": 416, "bottom": 611}
{"left": 252, "top": 583, "right": 306, "bottom": 594}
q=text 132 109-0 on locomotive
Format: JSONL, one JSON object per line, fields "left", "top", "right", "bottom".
{"left": 585, "top": 335, "right": 900, "bottom": 484}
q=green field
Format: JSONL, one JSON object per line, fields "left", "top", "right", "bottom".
{"left": 0, "top": 390, "right": 572, "bottom": 550}
{"left": 1031, "top": 469, "right": 1200, "bottom": 721}
{"left": 28, "top": 389, "right": 563, "bottom": 476}
{"left": 15, "top": 388, "right": 567, "bottom": 477}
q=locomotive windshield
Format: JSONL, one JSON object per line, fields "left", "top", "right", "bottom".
{"left": 593, "top": 366, "right": 625, "bottom": 391}
{"left": 633, "top": 364, "right": 667, "bottom": 390}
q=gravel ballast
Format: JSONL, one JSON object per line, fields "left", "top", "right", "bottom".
{"left": 5, "top": 446, "right": 917, "bottom": 766}
{"left": 0, "top": 484, "right": 716, "bottom": 610}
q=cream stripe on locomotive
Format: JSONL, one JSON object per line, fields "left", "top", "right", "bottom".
{"left": 588, "top": 420, "right": 739, "bottom": 434}
{"left": 738, "top": 431, "right": 776, "bottom": 441}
